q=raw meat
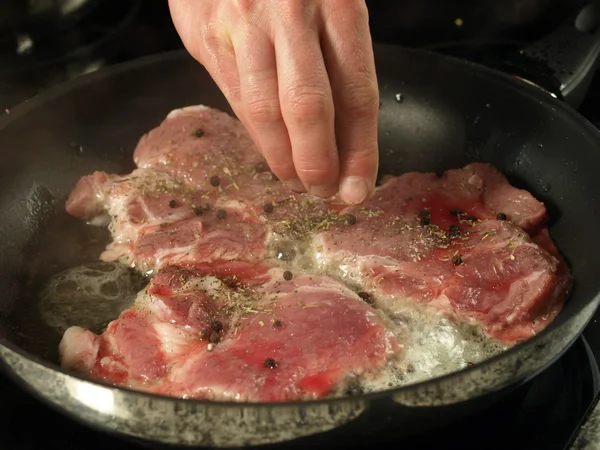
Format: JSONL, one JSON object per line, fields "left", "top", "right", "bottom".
{"left": 60, "top": 265, "right": 399, "bottom": 401}
{"left": 60, "top": 105, "right": 571, "bottom": 401}
{"left": 311, "top": 164, "right": 570, "bottom": 342}
{"left": 66, "top": 168, "right": 268, "bottom": 273}
{"left": 66, "top": 106, "right": 336, "bottom": 274}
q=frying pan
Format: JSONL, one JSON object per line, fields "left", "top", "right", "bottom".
{"left": 1, "top": 24, "right": 600, "bottom": 450}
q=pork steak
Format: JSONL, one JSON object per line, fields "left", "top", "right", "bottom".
{"left": 59, "top": 105, "right": 571, "bottom": 401}
{"left": 311, "top": 164, "right": 570, "bottom": 342}
{"left": 65, "top": 106, "right": 336, "bottom": 274}
{"left": 60, "top": 265, "right": 399, "bottom": 401}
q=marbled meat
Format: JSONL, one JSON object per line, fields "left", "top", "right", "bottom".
{"left": 60, "top": 105, "right": 571, "bottom": 401}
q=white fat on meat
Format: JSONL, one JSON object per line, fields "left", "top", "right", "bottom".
{"left": 59, "top": 327, "right": 100, "bottom": 373}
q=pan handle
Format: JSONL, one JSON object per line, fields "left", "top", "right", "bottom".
{"left": 502, "top": 0, "right": 600, "bottom": 108}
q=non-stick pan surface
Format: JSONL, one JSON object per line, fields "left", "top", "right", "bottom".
{"left": 0, "top": 45, "right": 599, "bottom": 447}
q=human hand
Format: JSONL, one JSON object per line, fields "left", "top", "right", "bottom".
{"left": 169, "top": 0, "right": 379, "bottom": 205}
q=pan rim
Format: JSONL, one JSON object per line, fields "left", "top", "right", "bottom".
{"left": 1, "top": 44, "right": 600, "bottom": 409}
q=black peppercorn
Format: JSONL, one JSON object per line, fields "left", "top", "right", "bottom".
{"left": 193, "top": 128, "right": 205, "bottom": 138}
{"left": 169, "top": 200, "right": 178, "bottom": 208}
{"left": 264, "top": 358, "right": 277, "bottom": 369}
{"left": 211, "top": 320, "right": 223, "bottom": 332}
{"left": 273, "top": 320, "right": 283, "bottom": 328}
{"left": 450, "top": 208, "right": 463, "bottom": 216}
{"left": 419, "top": 208, "right": 430, "bottom": 218}
{"left": 283, "top": 270, "right": 293, "bottom": 281}
{"left": 452, "top": 254, "right": 463, "bottom": 266}
{"left": 193, "top": 206, "right": 204, "bottom": 216}
{"left": 448, "top": 224, "right": 461, "bottom": 237}
{"left": 263, "top": 203, "right": 274, "bottom": 213}
{"left": 358, "top": 291, "right": 373, "bottom": 304}
{"left": 496, "top": 212, "right": 507, "bottom": 221}
{"left": 216, "top": 209, "right": 227, "bottom": 220}
{"left": 209, "top": 332, "right": 220, "bottom": 344}
{"left": 345, "top": 386, "right": 363, "bottom": 396}
{"left": 420, "top": 216, "right": 431, "bottom": 226}
{"left": 345, "top": 213, "right": 357, "bottom": 225}
{"left": 210, "top": 175, "right": 220, "bottom": 187}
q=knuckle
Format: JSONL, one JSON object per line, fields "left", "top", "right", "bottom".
{"left": 245, "top": 97, "right": 282, "bottom": 125}
{"left": 280, "top": 0, "right": 304, "bottom": 19}
{"left": 232, "top": 0, "right": 254, "bottom": 14}
{"left": 283, "top": 85, "right": 331, "bottom": 123}
{"left": 297, "top": 166, "right": 331, "bottom": 178}
{"left": 343, "top": 147, "right": 378, "bottom": 168}
{"left": 338, "top": 76, "right": 379, "bottom": 119}
{"left": 295, "top": 156, "right": 336, "bottom": 178}
{"left": 296, "top": 165, "right": 335, "bottom": 184}
{"left": 200, "top": 19, "right": 225, "bottom": 54}
{"left": 226, "top": 81, "right": 241, "bottom": 104}
{"left": 329, "top": 0, "right": 368, "bottom": 20}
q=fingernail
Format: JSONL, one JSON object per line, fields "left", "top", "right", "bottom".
{"left": 284, "top": 178, "right": 306, "bottom": 193}
{"left": 308, "top": 184, "right": 337, "bottom": 198}
{"left": 340, "top": 176, "right": 369, "bottom": 205}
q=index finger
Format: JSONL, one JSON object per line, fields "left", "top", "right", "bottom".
{"left": 321, "top": 0, "right": 379, "bottom": 205}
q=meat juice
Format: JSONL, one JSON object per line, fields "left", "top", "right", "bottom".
{"left": 39, "top": 262, "right": 146, "bottom": 335}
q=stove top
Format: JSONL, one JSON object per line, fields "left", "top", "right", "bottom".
{"left": 2, "top": 2, "right": 600, "bottom": 449}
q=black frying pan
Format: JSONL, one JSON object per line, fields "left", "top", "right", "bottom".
{"left": 0, "top": 41, "right": 599, "bottom": 448}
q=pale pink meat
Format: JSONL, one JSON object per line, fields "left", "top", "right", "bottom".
{"left": 313, "top": 167, "right": 569, "bottom": 343}
{"left": 65, "top": 107, "right": 336, "bottom": 273}
{"left": 60, "top": 265, "right": 399, "bottom": 401}
{"left": 60, "top": 105, "right": 572, "bottom": 400}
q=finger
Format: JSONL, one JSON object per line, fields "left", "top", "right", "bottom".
{"left": 230, "top": 25, "right": 303, "bottom": 191}
{"left": 275, "top": 23, "right": 339, "bottom": 198}
{"left": 321, "top": 0, "right": 379, "bottom": 205}
{"left": 169, "top": 1, "right": 252, "bottom": 160}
